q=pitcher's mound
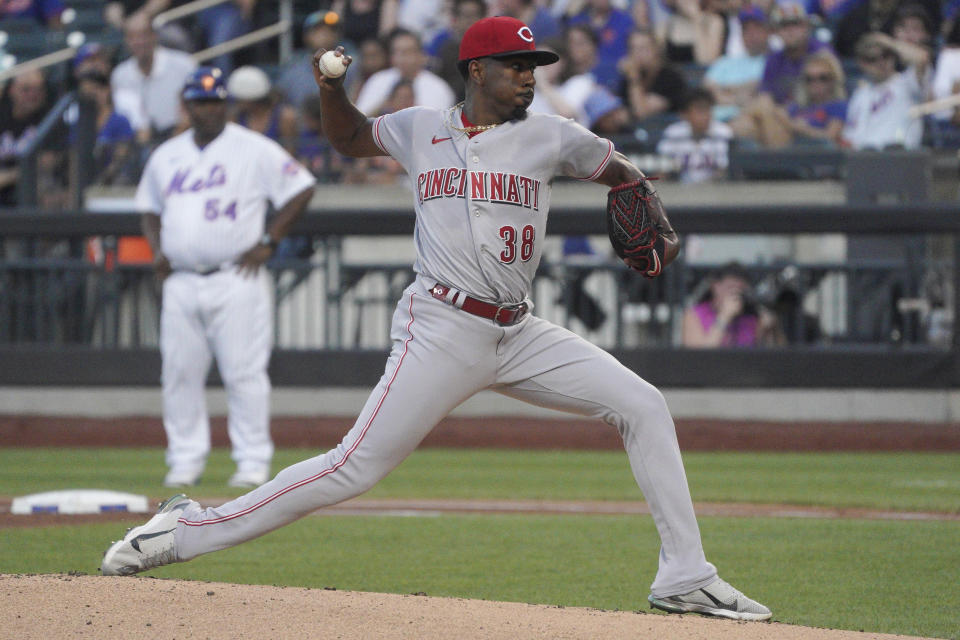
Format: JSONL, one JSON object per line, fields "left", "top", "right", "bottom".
{"left": 0, "top": 574, "right": 928, "bottom": 640}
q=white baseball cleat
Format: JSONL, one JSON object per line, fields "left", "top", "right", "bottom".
{"left": 227, "top": 469, "right": 269, "bottom": 488}
{"left": 100, "top": 494, "right": 193, "bottom": 576}
{"left": 648, "top": 577, "right": 772, "bottom": 621}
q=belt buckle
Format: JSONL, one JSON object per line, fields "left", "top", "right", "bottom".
{"left": 494, "top": 303, "right": 523, "bottom": 326}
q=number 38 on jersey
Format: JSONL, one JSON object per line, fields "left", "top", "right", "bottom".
{"left": 499, "top": 224, "right": 535, "bottom": 264}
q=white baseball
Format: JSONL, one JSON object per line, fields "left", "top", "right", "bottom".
{"left": 317, "top": 50, "right": 347, "bottom": 78}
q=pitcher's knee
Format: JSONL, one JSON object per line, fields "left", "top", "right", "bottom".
{"left": 606, "top": 381, "right": 673, "bottom": 436}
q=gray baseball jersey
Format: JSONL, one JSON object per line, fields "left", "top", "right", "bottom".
{"left": 373, "top": 106, "right": 614, "bottom": 304}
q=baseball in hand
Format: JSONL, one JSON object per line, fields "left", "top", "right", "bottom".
{"left": 317, "top": 50, "right": 347, "bottom": 78}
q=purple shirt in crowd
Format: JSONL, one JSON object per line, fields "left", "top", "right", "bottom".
{"left": 693, "top": 302, "right": 759, "bottom": 347}
{"left": 760, "top": 39, "right": 829, "bottom": 104}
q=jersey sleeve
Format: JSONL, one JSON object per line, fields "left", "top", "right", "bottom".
{"left": 556, "top": 117, "right": 615, "bottom": 181}
{"left": 134, "top": 153, "right": 163, "bottom": 214}
{"left": 257, "top": 137, "right": 317, "bottom": 209}
{"left": 370, "top": 107, "right": 424, "bottom": 171}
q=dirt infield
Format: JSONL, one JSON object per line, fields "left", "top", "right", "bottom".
{"left": 5, "top": 414, "right": 960, "bottom": 450}
{"left": 0, "top": 574, "right": 936, "bottom": 640}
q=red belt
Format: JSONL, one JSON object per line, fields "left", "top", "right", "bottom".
{"left": 430, "top": 283, "right": 529, "bottom": 326}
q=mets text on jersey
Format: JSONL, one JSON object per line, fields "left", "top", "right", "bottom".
{"left": 416, "top": 168, "right": 541, "bottom": 210}
{"left": 165, "top": 165, "right": 227, "bottom": 196}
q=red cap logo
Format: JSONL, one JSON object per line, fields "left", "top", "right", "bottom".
{"left": 458, "top": 16, "right": 559, "bottom": 65}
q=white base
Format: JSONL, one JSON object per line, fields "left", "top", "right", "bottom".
{"left": 11, "top": 489, "right": 149, "bottom": 515}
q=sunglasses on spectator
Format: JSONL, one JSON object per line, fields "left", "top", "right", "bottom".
{"left": 803, "top": 73, "right": 832, "bottom": 83}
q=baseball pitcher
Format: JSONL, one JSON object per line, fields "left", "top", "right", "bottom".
{"left": 103, "top": 20, "right": 771, "bottom": 622}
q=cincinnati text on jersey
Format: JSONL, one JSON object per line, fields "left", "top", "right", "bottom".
{"left": 416, "top": 168, "right": 541, "bottom": 211}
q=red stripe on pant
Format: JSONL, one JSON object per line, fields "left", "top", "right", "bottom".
{"left": 180, "top": 292, "right": 418, "bottom": 527}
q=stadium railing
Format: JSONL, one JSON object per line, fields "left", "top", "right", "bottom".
{"left": 0, "top": 203, "right": 956, "bottom": 388}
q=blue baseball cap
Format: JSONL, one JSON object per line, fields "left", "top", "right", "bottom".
{"left": 738, "top": 5, "right": 767, "bottom": 23}
{"left": 74, "top": 43, "right": 106, "bottom": 68}
{"left": 182, "top": 66, "right": 228, "bottom": 101}
{"left": 583, "top": 89, "right": 623, "bottom": 128}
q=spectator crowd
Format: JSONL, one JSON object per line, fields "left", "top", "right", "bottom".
{"left": 3, "top": 0, "right": 955, "bottom": 348}
{"left": 2, "top": 0, "right": 960, "bottom": 198}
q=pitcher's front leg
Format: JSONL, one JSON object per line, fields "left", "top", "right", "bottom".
{"left": 174, "top": 291, "right": 494, "bottom": 559}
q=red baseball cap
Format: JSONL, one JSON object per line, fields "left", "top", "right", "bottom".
{"left": 458, "top": 16, "right": 559, "bottom": 66}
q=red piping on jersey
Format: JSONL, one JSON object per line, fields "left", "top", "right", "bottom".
{"left": 179, "top": 292, "right": 418, "bottom": 528}
{"left": 373, "top": 116, "right": 386, "bottom": 152}
{"left": 578, "top": 138, "right": 614, "bottom": 181}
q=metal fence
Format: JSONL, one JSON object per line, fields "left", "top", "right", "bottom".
{"left": 0, "top": 247, "right": 947, "bottom": 349}
{"left": 1, "top": 204, "right": 958, "bottom": 387}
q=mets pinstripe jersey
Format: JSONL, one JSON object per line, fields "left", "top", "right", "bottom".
{"left": 136, "top": 122, "right": 316, "bottom": 271}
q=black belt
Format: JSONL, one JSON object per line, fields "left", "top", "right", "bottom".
{"left": 177, "top": 264, "right": 231, "bottom": 276}
{"left": 430, "top": 283, "right": 529, "bottom": 326}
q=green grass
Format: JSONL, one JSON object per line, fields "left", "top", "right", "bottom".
{"left": 1, "top": 447, "right": 959, "bottom": 638}
{"left": 2, "top": 448, "right": 958, "bottom": 512}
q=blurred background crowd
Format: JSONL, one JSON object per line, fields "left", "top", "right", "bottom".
{"left": 3, "top": 0, "right": 960, "bottom": 205}
{"left": 2, "top": 0, "right": 958, "bottom": 351}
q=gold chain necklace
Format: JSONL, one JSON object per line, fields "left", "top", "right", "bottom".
{"left": 448, "top": 103, "right": 501, "bottom": 134}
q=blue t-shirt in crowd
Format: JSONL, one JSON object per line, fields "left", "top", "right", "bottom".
{"left": 1, "top": 0, "right": 64, "bottom": 22}
{"left": 567, "top": 9, "right": 634, "bottom": 92}
{"left": 98, "top": 112, "right": 135, "bottom": 145}
{"left": 787, "top": 99, "right": 847, "bottom": 129}
{"left": 69, "top": 111, "right": 134, "bottom": 146}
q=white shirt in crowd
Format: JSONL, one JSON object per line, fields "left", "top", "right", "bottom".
{"left": 932, "top": 47, "right": 960, "bottom": 121}
{"left": 553, "top": 73, "right": 599, "bottom": 127}
{"left": 111, "top": 46, "right": 197, "bottom": 134}
{"left": 657, "top": 119, "right": 733, "bottom": 184}
{"left": 396, "top": 0, "right": 446, "bottom": 47}
{"left": 724, "top": 15, "right": 746, "bottom": 59}
{"left": 355, "top": 68, "right": 455, "bottom": 116}
{"left": 844, "top": 70, "right": 923, "bottom": 150}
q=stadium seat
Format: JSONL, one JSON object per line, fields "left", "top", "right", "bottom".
{"left": 840, "top": 56, "right": 863, "bottom": 95}
{"left": 64, "top": 5, "right": 108, "bottom": 32}
{"left": 0, "top": 17, "right": 42, "bottom": 33}
{"left": 727, "top": 143, "right": 846, "bottom": 180}
{"left": 924, "top": 117, "right": 960, "bottom": 149}
{"left": 631, "top": 113, "right": 680, "bottom": 149}
{"left": 0, "top": 18, "right": 74, "bottom": 61}
{"left": 680, "top": 62, "right": 707, "bottom": 88}
{"left": 1, "top": 31, "right": 48, "bottom": 61}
